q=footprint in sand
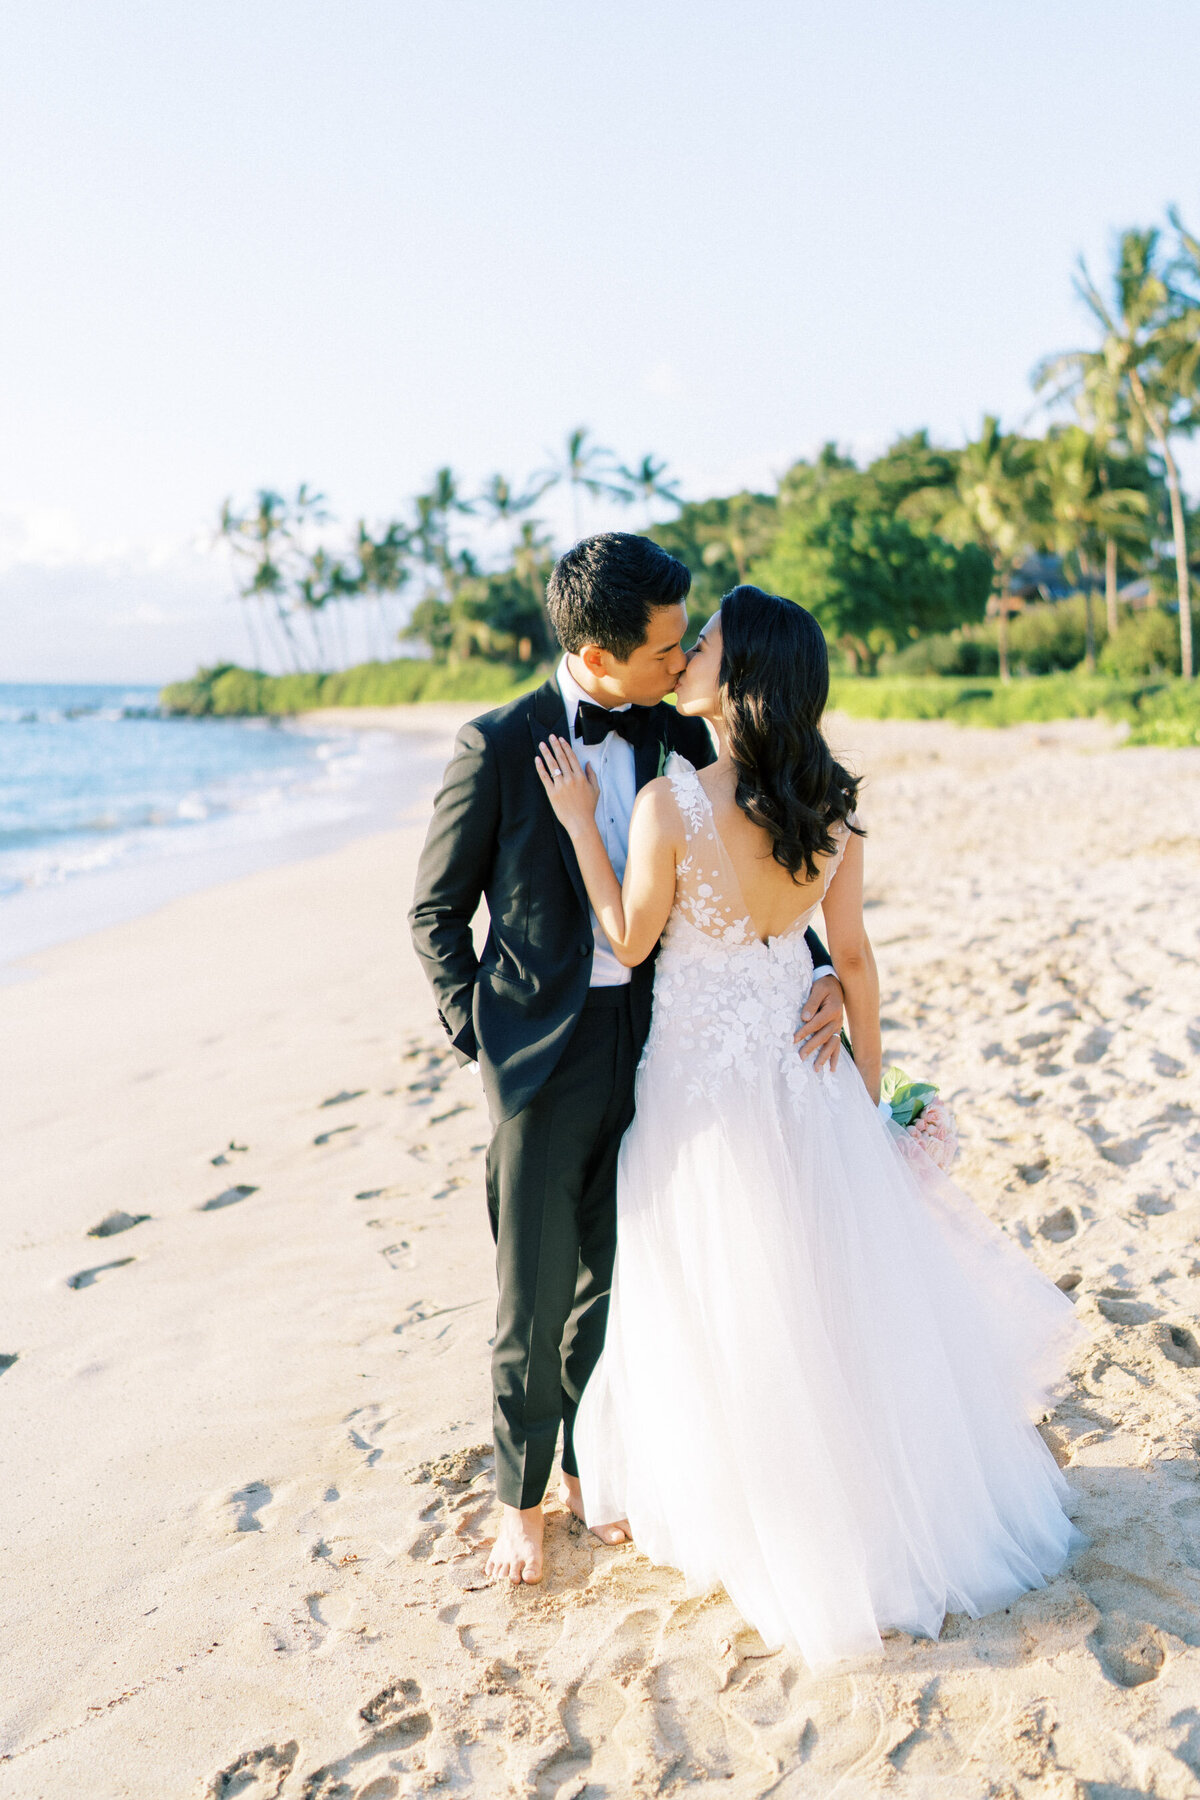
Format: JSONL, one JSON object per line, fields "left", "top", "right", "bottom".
{"left": 1096, "top": 1292, "right": 1160, "bottom": 1326}
{"left": 205, "top": 1738, "right": 298, "bottom": 1798}
{"left": 227, "top": 1481, "right": 274, "bottom": 1532}
{"left": 210, "top": 1140, "right": 249, "bottom": 1167}
{"left": 294, "top": 1679, "right": 432, "bottom": 1799}
{"left": 0, "top": 1353, "right": 18, "bottom": 1374}
{"left": 199, "top": 1184, "right": 258, "bottom": 1212}
{"left": 380, "top": 1241, "right": 416, "bottom": 1270}
{"left": 87, "top": 1209, "right": 149, "bottom": 1238}
{"left": 1154, "top": 1322, "right": 1200, "bottom": 1368}
{"left": 392, "top": 1299, "right": 485, "bottom": 1337}
{"left": 1038, "top": 1206, "right": 1077, "bottom": 1243}
{"left": 409, "top": 1443, "right": 493, "bottom": 1490}
{"left": 313, "top": 1124, "right": 357, "bottom": 1146}
{"left": 1090, "top": 1615, "right": 1169, "bottom": 1688}
{"left": 321, "top": 1089, "right": 367, "bottom": 1107}
{"left": 67, "top": 1257, "right": 135, "bottom": 1290}
{"left": 535, "top": 1609, "right": 660, "bottom": 1796}
{"left": 429, "top": 1103, "right": 471, "bottom": 1126}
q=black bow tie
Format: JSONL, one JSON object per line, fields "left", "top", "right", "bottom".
{"left": 574, "top": 700, "right": 652, "bottom": 748}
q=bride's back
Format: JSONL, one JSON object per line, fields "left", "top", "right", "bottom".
{"left": 693, "top": 763, "right": 846, "bottom": 944}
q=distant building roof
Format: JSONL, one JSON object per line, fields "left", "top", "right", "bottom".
{"left": 1011, "top": 554, "right": 1073, "bottom": 600}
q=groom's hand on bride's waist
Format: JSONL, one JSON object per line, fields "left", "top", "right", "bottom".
{"left": 794, "top": 975, "right": 844, "bottom": 1072}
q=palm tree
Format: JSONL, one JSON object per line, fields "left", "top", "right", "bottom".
{"left": 1036, "top": 320, "right": 1136, "bottom": 640}
{"left": 411, "top": 467, "right": 474, "bottom": 605}
{"left": 539, "top": 428, "right": 624, "bottom": 536}
{"left": 914, "top": 419, "right": 1048, "bottom": 681}
{"left": 1036, "top": 226, "right": 1197, "bottom": 678}
{"left": 511, "top": 516, "right": 557, "bottom": 649}
{"left": 354, "top": 519, "right": 412, "bottom": 659}
{"left": 217, "top": 489, "right": 309, "bottom": 672}
{"left": 1039, "top": 426, "right": 1151, "bottom": 670}
{"left": 478, "top": 472, "right": 551, "bottom": 530}
{"left": 613, "top": 454, "right": 683, "bottom": 528}
{"left": 475, "top": 472, "right": 557, "bottom": 651}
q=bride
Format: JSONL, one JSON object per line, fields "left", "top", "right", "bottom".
{"left": 534, "top": 584, "right": 1083, "bottom": 1669}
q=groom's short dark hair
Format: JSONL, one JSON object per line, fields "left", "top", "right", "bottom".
{"left": 546, "top": 533, "right": 691, "bottom": 660}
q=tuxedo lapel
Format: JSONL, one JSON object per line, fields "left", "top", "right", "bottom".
{"left": 634, "top": 707, "right": 669, "bottom": 792}
{"left": 527, "top": 681, "right": 589, "bottom": 916}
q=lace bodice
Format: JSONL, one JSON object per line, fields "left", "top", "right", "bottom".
{"left": 643, "top": 754, "right": 851, "bottom": 1102}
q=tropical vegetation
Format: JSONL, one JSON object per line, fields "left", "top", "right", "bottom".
{"left": 163, "top": 211, "right": 1200, "bottom": 739}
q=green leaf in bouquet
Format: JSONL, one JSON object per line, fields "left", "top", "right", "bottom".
{"left": 880, "top": 1066, "right": 939, "bottom": 1126}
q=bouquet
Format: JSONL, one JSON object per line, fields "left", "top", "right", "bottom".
{"left": 879, "top": 1067, "right": 959, "bottom": 1173}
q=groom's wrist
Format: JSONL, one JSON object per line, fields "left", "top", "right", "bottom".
{"left": 811, "top": 964, "right": 836, "bottom": 984}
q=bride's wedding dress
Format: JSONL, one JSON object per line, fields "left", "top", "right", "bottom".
{"left": 574, "top": 755, "right": 1083, "bottom": 1669}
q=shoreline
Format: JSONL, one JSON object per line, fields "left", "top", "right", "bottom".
{"left": 2, "top": 717, "right": 1200, "bottom": 1795}
{"left": 0, "top": 708, "right": 473, "bottom": 978}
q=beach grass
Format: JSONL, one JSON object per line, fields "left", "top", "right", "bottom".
{"left": 830, "top": 674, "right": 1200, "bottom": 743}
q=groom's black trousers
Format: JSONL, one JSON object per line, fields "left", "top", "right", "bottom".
{"left": 485, "top": 986, "right": 637, "bottom": 1511}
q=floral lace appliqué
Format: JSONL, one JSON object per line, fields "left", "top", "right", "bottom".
{"left": 646, "top": 755, "right": 849, "bottom": 1104}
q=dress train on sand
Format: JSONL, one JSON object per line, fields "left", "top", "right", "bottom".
{"left": 574, "top": 756, "right": 1083, "bottom": 1669}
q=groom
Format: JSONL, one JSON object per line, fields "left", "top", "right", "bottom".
{"left": 409, "top": 534, "right": 844, "bottom": 1583}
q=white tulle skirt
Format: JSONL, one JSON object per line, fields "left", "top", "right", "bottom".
{"left": 574, "top": 1044, "right": 1085, "bottom": 1670}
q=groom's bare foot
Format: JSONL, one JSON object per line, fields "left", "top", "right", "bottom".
{"left": 485, "top": 1503, "right": 544, "bottom": 1584}
{"left": 558, "top": 1472, "right": 631, "bottom": 1546}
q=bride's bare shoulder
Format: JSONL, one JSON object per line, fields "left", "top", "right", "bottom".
{"left": 630, "top": 774, "right": 689, "bottom": 847}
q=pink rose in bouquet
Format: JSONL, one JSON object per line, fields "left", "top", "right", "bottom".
{"left": 903, "top": 1094, "right": 959, "bottom": 1172}
{"left": 879, "top": 1068, "right": 959, "bottom": 1173}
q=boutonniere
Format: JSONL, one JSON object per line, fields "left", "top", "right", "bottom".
{"left": 655, "top": 738, "right": 668, "bottom": 778}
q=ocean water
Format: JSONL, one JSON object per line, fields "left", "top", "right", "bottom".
{"left": 0, "top": 683, "right": 431, "bottom": 967}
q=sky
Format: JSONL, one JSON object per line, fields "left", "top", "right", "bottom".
{"left": 2, "top": 0, "right": 1198, "bottom": 682}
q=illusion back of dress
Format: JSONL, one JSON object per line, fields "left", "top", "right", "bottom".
{"left": 644, "top": 755, "right": 848, "bottom": 1102}
{"left": 669, "top": 754, "right": 847, "bottom": 949}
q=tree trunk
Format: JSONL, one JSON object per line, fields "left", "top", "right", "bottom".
{"left": 1130, "top": 371, "right": 1192, "bottom": 680}
{"left": 241, "top": 599, "right": 265, "bottom": 673}
{"left": 997, "top": 577, "right": 1011, "bottom": 683}
{"left": 1105, "top": 536, "right": 1119, "bottom": 640}
{"left": 1162, "top": 443, "right": 1194, "bottom": 680}
{"left": 274, "top": 600, "right": 307, "bottom": 674}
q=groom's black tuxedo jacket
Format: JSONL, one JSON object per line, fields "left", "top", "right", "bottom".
{"left": 409, "top": 676, "right": 828, "bottom": 1122}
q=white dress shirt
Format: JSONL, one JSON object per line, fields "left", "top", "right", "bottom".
{"left": 553, "top": 656, "right": 836, "bottom": 992}
{"left": 556, "top": 657, "right": 635, "bottom": 988}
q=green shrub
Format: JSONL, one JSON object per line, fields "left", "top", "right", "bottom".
{"left": 160, "top": 658, "right": 545, "bottom": 717}
{"left": 827, "top": 673, "right": 1150, "bottom": 728}
{"left": 880, "top": 595, "right": 1117, "bottom": 680}
{"left": 209, "top": 667, "right": 273, "bottom": 714}
{"left": 879, "top": 633, "right": 998, "bottom": 677}
{"left": 1125, "top": 681, "right": 1200, "bottom": 746}
{"left": 1099, "top": 607, "right": 1196, "bottom": 679}
{"left": 1002, "top": 595, "right": 1105, "bottom": 674}
{"left": 159, "top": 663, "right": 253, "bottom": 716}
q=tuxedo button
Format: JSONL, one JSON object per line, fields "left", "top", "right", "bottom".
{"left": 579, "top": 942, "right": 590, "bottom": 957}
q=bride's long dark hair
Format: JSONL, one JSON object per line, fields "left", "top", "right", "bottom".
{"left": 718, "top": 586, "right": 864, "bottom": 882}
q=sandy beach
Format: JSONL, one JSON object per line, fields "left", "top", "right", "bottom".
{"left": 3, "top": 707, "right": 1200, "bottom": 1800}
